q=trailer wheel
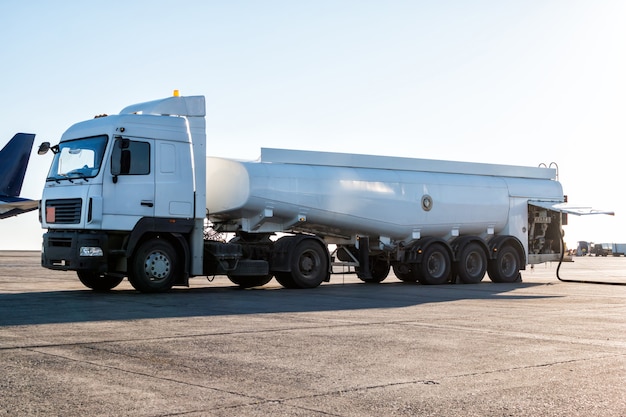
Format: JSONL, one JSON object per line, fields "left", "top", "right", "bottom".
{"left": 393, "top": 264, "right": 422, "bottom": 282}
{"left": 417, "top": 243, "right": 452, "bottom": 285}
{"left": 487, "top": 245, "right": 521, "bottom": 283}
{"left": 393, "top": 264, "right": 418, "bottom": 282}
{"left": 128, "top": 239, "right": 178, "bottom": 293}
{"left": 457, "top": 242, "right": 487, "bottom": 284}
{"left": 227, "top": 274, "right": 273, "bottom": 288}
{"left": 358, "top": 255, "right": 390, "bottom": 283}
{"left": 288, "top": 239, "right": 328, "bottom": 289}
{"left": 77, "top": 271, "right": 124, "bottom": 292}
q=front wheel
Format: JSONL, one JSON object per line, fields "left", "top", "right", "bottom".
{"left": 77, "top": 271, "right": 124, "bottom": 291}
{"left": 128, "top": 239, "right": 178, "bottom": 293}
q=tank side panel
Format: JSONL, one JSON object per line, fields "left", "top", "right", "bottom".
{"left": 228, "top": 162, "right": 513, "bottom": 240}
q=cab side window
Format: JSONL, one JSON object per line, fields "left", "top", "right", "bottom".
{"left": 112, "top": 139, "right": 150, "bottom": 175}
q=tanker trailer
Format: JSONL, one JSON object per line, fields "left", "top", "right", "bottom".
{"left": 205, "top": 148, "right": 567, "bottom": 288}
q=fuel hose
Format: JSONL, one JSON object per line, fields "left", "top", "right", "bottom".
{"left": 557, "top": 234, "right": 626, "bottom": 286}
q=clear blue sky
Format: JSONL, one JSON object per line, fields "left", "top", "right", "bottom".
{"left": 1, "top": 1, "right": 624, "bottom": 250}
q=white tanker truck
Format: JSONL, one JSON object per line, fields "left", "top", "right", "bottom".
{"left": 39, "top": 93, "right": 596, "bottom": 292}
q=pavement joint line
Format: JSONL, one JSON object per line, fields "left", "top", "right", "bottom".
{"left": 275, "top": 353, "right": 626, "bottom": 408}
{"left": 22, "top": 344, "right": 625, "bottom": 416}
{"left": 3, "top": 314, "right": 625, "bottom": 352}
{"left": 19, "top": 347, "right": 350, "bottom": 417}
{"left": 25, "top": 346, "right": 269, "bottom": 403}
{"left": 0, "top": 321, "right": 375, "bottom": 351}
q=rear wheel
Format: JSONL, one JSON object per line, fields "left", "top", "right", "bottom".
{"left": 457, "top": 242, "right": 487, "bottom": 284}
{"left": 128, "top": 239, "right": 178, "bottom": 293}
{"left": 487, "top": 245, "right": 521, "bottom": 283}
{"left": 417, "top": 243, "right": 452, "bottom": 285}
{"left": 289, "top": 239, "right": 328, "bottom": 288}
{"left": 358, "top": 255, "right": 390, "bottom": 283}
{"left": 77, "top": 271, "right": 124, "bottom": 291}
{"left": 392, "top": 264, "right": 419, "bottom": 282}
{"left": 275, "top": 239, "right": 328, "bottom": 289}
{"left": 227, "top": 274, "right": 273, "bottom": 288}
{"left": 274, "top": 272, "right": 297, "bottom": 289}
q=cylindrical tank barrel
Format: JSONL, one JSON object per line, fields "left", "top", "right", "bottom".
{"left": 206, "top": 156, "right": 560, "bottom": 241}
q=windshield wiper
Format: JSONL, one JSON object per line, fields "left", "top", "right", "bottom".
{"left": 66, "top": 171, "right": 89, "bottom": 182}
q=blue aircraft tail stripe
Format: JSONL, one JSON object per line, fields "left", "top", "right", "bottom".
{"left": 0, "top": 133, "right": 36, "bottom": 197}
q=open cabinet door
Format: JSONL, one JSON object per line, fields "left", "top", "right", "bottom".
{"left": 527, "top": 201, "right": 614, "bottom": 264}
{"left": 528, "top": 201, "right": 614, "bottom": 217}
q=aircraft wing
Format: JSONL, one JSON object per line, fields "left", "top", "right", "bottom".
{"left": 0, "top": 197, "right": 39, "bottom": 219}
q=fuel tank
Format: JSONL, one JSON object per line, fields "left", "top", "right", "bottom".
{"left": 206, "top": 149, "right": 563, "bottom": 242}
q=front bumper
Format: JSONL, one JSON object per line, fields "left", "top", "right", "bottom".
{"left": 42, "top": 230, "right": 112, "bottom": 273}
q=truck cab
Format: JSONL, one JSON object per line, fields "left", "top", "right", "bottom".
{"left": 41, "top": 95, "right": 207, "bottom": 291}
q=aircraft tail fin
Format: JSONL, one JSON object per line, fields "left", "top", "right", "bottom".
{"left": 0, "top": 133, "right": 36, "bottom": 197}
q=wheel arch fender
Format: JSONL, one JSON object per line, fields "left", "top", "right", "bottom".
{"left": 126, "top": 218, "right": 193, "bottom": 286}
{"left": 407, "top": 237, "right": 453, "bottom": 264}
{"left": 450, "top": 236, "right": 489, "bottom": 262}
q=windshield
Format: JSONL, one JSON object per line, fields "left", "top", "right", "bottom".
{"left": 47, "top": 135, "right": 108, "bottom": 181}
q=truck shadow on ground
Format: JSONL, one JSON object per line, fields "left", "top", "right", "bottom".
{"left": 0, "top": 280, "right": 558, "bottom": 327}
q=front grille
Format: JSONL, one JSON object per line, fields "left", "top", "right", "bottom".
{"left": 46, "top": 199, "right": 82, "bottom": 224}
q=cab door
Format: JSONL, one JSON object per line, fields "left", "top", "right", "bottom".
{"left": 153, "top": 140, "right": 194, "bottom": 219}
{"left": 102, "top": 137, "right": 155, "bottom": 231}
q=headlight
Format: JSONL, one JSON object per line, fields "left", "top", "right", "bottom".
{"left": 80, "top": 246, "right": 103, "bottom": 257}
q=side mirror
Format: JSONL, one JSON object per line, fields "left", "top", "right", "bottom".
{"left": 37, "top": 142, "right": 50, "bottom": 155}
{"left": 37, "top": 142, "right": 58, "bottom": 155}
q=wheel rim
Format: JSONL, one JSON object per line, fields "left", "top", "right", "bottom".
{"left": 298, "top": 249, "right": 320, "bottom": 277}
{"left": 427, "top": 252, "right": 447, "bottom": 279}
{"left": 144, "top": 251, "right": 171, "bottom": 282}
{"left": 500, "top": 252, "right": 517, "bottom": 277}
{"left": 466, "top": 251, "right": 484, "bottom": 276}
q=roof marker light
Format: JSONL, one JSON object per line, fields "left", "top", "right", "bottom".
{"left": 173, "top": 89, "right": 180, "bottom": 97}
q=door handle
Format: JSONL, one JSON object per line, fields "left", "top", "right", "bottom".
{"left": 141, "top": 200, "right": 154, "bottom": 207}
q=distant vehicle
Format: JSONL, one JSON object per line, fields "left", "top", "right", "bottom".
{"left": 611, "top": 243, "right": 626, "bottom": 257}
{"left": 0, "top": 133, "right": 38, "bottom": 220}
{"left": 576, "top": 241, "right": 590, "bottom": 256}
{"left": 592, "top": 243, "right": 612, "bottom": 257}
{"left": 38, "top": 93, "right": 614, "bottom": 292}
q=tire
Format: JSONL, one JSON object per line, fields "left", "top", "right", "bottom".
{"left": 392, "top": 264, "right": 418, "bottom": 282}
{"left": 417, "top": 243, "right": 452, "bottom": 285}
{"left": 77, "top": 271, "right": 124, "bottom": 291}
{"left": 274, "top": 272, "right": 297, "bottom": 289}
{"left": 128, "top": 239, "right": 178, "bottom": 293}
{"left": 227, "top": 274, "right": 273, "bottom": 288}
{"left": 288, "top": 239, "right": 329, "bottom": 289}
{"left": 457, "top": 242, "right": 487, "bottom": 284}
{"left": 487, "top": 245, "right": 521, "bottom": 283}
{"left": 358, "top": 256, "right": 390, "bottom": 283}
